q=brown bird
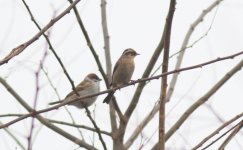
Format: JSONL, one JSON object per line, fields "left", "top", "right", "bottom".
{"left": 103, "top": 48, "right": 139, "bottom": 103}
{"left": 49, "top": 73, "right": 101, "bottom": 108}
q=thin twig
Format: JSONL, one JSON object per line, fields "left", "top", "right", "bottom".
{"left": 48, "top": 119, "right": 111, "bottom": 136}
{"left": 166, "top": 0, "right": 223, "bottom": 102}
{"left": 0, "top": 121, "right": 26, "bottom": 150}
{"left": 124, "top": 1, "right": 223, "bottom": 148}
{"left": 218, "top": 120, "right": 243, "bottom": 150}
{"left": 152, "top": 58, "right": 243, "bottom": 149}
{"left": 0, "top": 114, "right": 23, "bottom": 117}
{"left": 0, "top": 51, "right": 243, "bottom": 128}
{"left": 84, "top": 106, "right": 107, "bottom": 150}
{"left": 0, "top": 77, "right": 97, "bottom": 150}
{"left": 21, "top": 0, "right": 77, "bottom": 95}
{"left": 63, "top": 3, "right": 109, "bottom": 147}
{"left": 121, "top": 0, "right": 173, "bottom": 147}
{"left": 67, "top": 0, "right": 108, "bottom": 85}
{"left": 165, "top": 59, "right": 243, "bottom": 141}
{"left": 192, "top": 112, "right": 243, "bottom": 149}
{"left": 169, "top": 4, "right": 220, "bottom": 59}
{"left": 22, "top": 0, "right": 106, "bottom": 147}
{"left": 125, "top": 101, "right": 159, "bottom": 149}
{"left": 41, "top": 66, "right": 85, "bottom": 140}
{"left": 0, "top": 0, "right": 81, "bottom": 66}
{"left": 201, "top": 120, "right": 242, "bottom": 150}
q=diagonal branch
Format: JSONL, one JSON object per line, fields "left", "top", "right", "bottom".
{"left": 218, "top": 120, "right": 243, "bottom": 150}
{"left": 21, "top": 0, "right": 92, "bottom": 145}
{"left": 124, "top": 1, "right": 223, "bottom": 148}
{"left": 67, "top": 0, "right": 108, "bottom": 85}
{"left": 0, "top": 0, "right": 81, "bottom": 66}
{"left": 124, "top": 101, "right": 159, "bottom": 149}
{"left": 165, "top": 59, "right": 243, "bottom": 141}
{"left": 200, "top": 120, "right": 242, "bottom": 150}
{"left": 0, "top": 50, "right": 242, "bottom": 129}
{"left": 21, "top": 0, "right": 78, "bottom": 95}
{"left": 0, "top": 121, "right": 25, "bottom": 150}
{"left": 192, "top": 112, "right": 243, "bottom": 150}
{"left": 166, "top": 0, "right": 223, "bottom": 102}
{"left": 48, "top": 119, "right": 111, "bottom": 136}
{"left": 152, "top": 58, "right": 243, "bottom": 149}
{"left": 0, "top": 77, "right": 97, "bottom": 150}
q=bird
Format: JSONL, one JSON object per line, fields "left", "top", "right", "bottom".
{"left": 49, "top": 73, "right": 101, "bottom": 109}
{"left": 103, "top": 48, "right": 139, "bottom": 104}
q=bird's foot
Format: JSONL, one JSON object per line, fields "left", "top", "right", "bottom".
{"left": 130, "top": 79, "right": 136, "bottom": 85}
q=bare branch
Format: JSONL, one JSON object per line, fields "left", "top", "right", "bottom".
{"left": 0, "top": 0, "right": 81, "bottom": 66}
{"left": 159, "top": 0, "right": 176, "bottom": 149}
{"left": 0, "top": 121, "right": 25, "bottom": 150}
{"left": 41, "top": 67, "right": 85, "bottom": 140}
{"left": 0, "top": 51, "right": 242, "bottom": 129}
{"left": 0, "top": 114, "right": 23, "bottom": 117}
{"left": 124, "top": 1, "right": 223, "bottom": 148}
{"left": 165, "top": 59, "right": 243, "bottom": 141}
{"left": 100, "top": 0, "right": 119, "bottom": 134}
{"left": 192, "top": 112, "right": 243, "bottom": 149}
{"left": 152, "top": 58, "right": 243, "bottom": 149}
{"left": 125, "top": 101, "right": 159, "bottom": 149}
{"left": 21, "top": 0, "right": 78, "bottom": 96}
{"left": 19, "top": 1, "right": 77, "bottom": 148}
{"left": 200, "top": 120, "right": 242, "bottom": 150}
{"left": 166, "top": 0, "right": 223, "bottom": 102}
{"left": 218, "top": 120, "right": 243, "bottom": 150}
{"left": 48, "top": 119, "right": 111, "bottom": 136}
{"left": 0, "top": 77, "right": 97, "bottom": 150}
{"left": 67, "top": 0, "right": 108, "bottom": 86}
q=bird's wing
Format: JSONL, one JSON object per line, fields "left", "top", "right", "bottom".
{"left": 65, "top": 80, "right": 92, "bottom": 99}
{"left": 111, "top": 60, "right": 120, "bottom": 85}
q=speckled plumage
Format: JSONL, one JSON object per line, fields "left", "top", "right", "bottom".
{"left": 49, "top": 73, "right": 101, "bottom": 108}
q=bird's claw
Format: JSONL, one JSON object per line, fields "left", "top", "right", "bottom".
{"left": 130, "top": 79, "right": 136, "bottom": 86}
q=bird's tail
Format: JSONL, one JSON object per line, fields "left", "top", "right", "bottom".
{"left": 48, "top": 100, "right": 64, "bottom": 105}
{"left": 103, "top": 91, "right": 115, "bottom": 104}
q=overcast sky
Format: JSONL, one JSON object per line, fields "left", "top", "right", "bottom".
{"left": 0, "top": 0, "right": 243, "bottom": 149}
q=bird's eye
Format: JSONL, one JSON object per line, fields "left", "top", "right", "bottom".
{"left": 130, "top": 52, "right": 136, "bottom": 56}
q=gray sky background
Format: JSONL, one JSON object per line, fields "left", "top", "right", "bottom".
{"left": 0, "top": 0, "right": 243, "bottom": 149}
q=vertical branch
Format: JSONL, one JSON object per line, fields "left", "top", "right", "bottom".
{"left": 152, "top": 59, "right": 243, "bottom": 149}
{"left": 101, "top": 0, "right": 112, "bottom": 78}
{"left": 27, "top": 47, "right": 47, "bottom": 150}
{"left": 120, "top": 0, "right": 177, "bottom": 148}
{"left": 124, "top": 1, "right": 222, "bottom": 148}
{"left": 159, "top": 1, "right": 176, "bottom": 149}
{"left": 27, "top": 30, "right": 50, "bottom": 150}
{"left": 100, "top": 0, "right": 118, "bottom": 140}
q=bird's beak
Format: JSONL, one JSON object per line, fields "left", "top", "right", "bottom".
{"left": 136, "top": 52, "right": 140, "bottom": 56}
{"left": 98, "top": 78, "right": 102, "bottom": 81}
